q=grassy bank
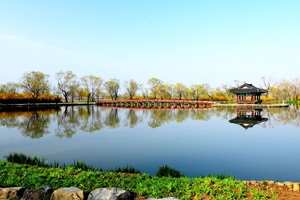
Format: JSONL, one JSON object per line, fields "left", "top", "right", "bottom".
{"left": 0, "top": 154, "right": 277, "bottom": 199}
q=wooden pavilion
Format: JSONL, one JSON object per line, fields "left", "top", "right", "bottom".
{"left": 229, "top": 83, "right": 268, "bottom": 104}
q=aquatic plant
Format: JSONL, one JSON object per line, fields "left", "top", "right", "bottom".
{"left": 113, "top": 165, "right": 141, "bottom": 174}
{"left": 5, "top": 152, "right": 48, "bottom": 167}
{"left": 155, "top": 165, "right": 183, "bottom": 178}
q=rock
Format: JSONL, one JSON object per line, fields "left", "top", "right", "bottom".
{"left": 0, "top": 187, "right": 25, "bottom": 199}
{"left": 87, "top": 188, "right": 135, "bottom": 200}
{"left": 50, "top": 187, "right": 84, "bottom": 200}
{"left": 267, "top": 181, "right": 275, "bottom": 186}
{"left": 293, "top": 183, "right": 300, "bottom": 192}
{"left": 276, "top": 182, "right": 285, "bottom": 187}
{"left": 21, "top": 186, "right": 53, "bottom": 200}
{"left": 284, "top": 181, "right": 293, "bottom": 190}
{"left": 250, "top": 180, "right": 257, "bottom": 185}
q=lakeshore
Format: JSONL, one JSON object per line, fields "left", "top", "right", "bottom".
{"left": 1, "top": 161, "right": 300, "bottom": 200}
{"left": 212, "top": 103, "right": 289, "bottom": 108}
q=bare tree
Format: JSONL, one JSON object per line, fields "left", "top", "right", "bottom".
{"left": 140, "top": 84, "right": 149, "bottom": 99}
{"left": 261, "top": 76, "right": 274, "bottom": 97}
{"left": 55, "top": 70, "right": 77, "bottom": 102}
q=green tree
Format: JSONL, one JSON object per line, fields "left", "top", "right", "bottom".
{"left": 202, "top": 83, "right": 214, "bottom": 100}
{"left": 291, "top": 78, "right": 300, "bottom": 101}
{"left": 124, "top": 79, "right": 140, "bottom": 100}
{"left": 173, "top": 82, "right": 188, "bottom": 100}
{"left": 20, "top": 71, "right": 51, "bottom": 100}
{"left": 189, "top": 84, "right": 203, "bottom": 100}
{"left": 80, "top": 75, "right": 103, "bottom": 103}
{"left": 148, "top": 78, "right": 163, "bottom": 99}
{"left": 157, "top": 84, "right": 172, "bottom": 100}
{"left": 104, "top": 79, "right": 120, "bottom": 100}
{"left": 0, "top": 82, "right": 19, "bottom": 99}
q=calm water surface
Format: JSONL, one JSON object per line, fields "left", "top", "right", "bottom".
{"left": 1, "top": 105, "right": 300, "bottom": 181}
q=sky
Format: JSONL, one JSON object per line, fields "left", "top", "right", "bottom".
{"left": 0, "top": 0, "right": 300, "bottom": 89}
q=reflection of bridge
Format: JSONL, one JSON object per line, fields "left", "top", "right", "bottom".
{"left": 97, "top": 100, "right": 214, "bottom": 108}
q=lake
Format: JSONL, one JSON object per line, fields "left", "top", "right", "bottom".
{"left": 0, "top": 105, "right": 300, "bottom": 181}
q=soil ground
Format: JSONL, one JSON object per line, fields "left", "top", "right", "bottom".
{"left": 245, "top": 181, "right": 300, "bottom": 200}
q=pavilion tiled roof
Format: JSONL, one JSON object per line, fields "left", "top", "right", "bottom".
{"left": 229, "top": 83, "right": 268, "bottom": 94}
{"left": 229, "top": 117, "right": 268, "bottom": 129}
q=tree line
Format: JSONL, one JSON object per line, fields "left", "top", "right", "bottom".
{"left": 0, "top": 71, "right": 299, "bottom": 103}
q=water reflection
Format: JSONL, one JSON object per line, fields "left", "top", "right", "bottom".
{"left": 55, "top": 106, "right": 80, "bottom": 138}
{"left": 0, "top": 105, "right": 299, "bottom": 138}
{"left": 229, "top": 108, "right": 268, "bottom": 129}
{"left": 0, "top": 108, "right": 59, "bottom": 138}
{"left": 123, "top": 109, "right": 141, "bottom": 128}
{"left": 104, "top": 108, "right": 120, "bottom": 128}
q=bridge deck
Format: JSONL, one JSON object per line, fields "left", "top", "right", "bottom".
{"left": 97, "top": 100, "right": 214, "bottom": 108}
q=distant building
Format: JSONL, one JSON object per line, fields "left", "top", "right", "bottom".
{"left": 229, "top": 83, "right": 268, "bottom": 104}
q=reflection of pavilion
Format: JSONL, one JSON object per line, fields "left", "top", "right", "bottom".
{"left": 229, "top": 108, "right": 268, "bottom": 129}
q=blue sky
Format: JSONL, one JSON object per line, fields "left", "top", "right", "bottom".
{"left": 0, "top": 0, "right": 299, "bottom": 88}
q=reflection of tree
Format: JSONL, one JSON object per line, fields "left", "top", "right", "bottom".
{"left": 260, "top": 105, "right": 300, "bottom": 128}
{"left": 55, "top": 106, "right": 79, "bottom": 138}
{"left": 1, "top": 105, "right": 299, "bottom": 139}
{"left": 123, "top": 109, "right": 141, "bottom": 128}
{"left": 213, "top": 108, "right": 236, "bottom": 120}
{"left": 0, "top": 116, "right": 19, "bottom": 128}
{"left": 190, "top": 109, "right": 213, "bottom": 121}
{"left": 104, "top": 108, "right": 120, "bottom": 128}
{"left": 148, "top": 110, "right": 173, "bottom": 128}
{"left": 18, "top": 111, "right": 50, "bottom": 138}
{"left": 174, "top": 110, "right": 189, "bottom": 123}
{"left": 80, "top": 106, "right": 104, "bottom": 133}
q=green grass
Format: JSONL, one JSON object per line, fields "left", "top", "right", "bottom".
{"left": 0, "top": 160, "right": 254, "bottom": 199}
{"left": 0, "top": 153, "right": 277, "bottom": 199}
{"left": 285, "top": 100, "right": 300, "bottom": 104}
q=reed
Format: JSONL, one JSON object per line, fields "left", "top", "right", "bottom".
{"left": 4, "top": 152, "right": 141, "bottom": 174}
{"left": 155, "top": 164, "right": 183, "bottom": 178}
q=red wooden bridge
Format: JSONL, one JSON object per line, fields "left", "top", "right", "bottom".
{"left": 96, "top": 100, "right": 214, "bottom": 108}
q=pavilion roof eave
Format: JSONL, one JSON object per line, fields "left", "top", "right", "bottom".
{"left": 229, "top": 89, "right": 268, "bottom": 95}
{"left": 229, "top": 83, "right": 268, "bottom": 95}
